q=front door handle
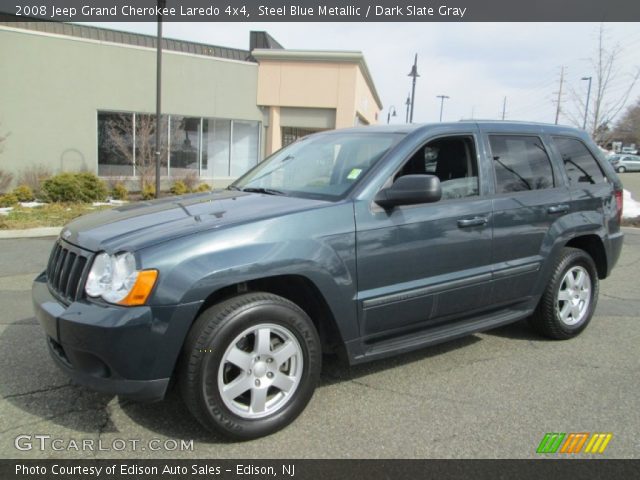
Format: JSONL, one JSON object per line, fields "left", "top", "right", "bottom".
{"left": 547, "top": 204, "right": 570, "bottom": 214}
{"left": 457, "top": 216, "right": 488, "bottom": 228}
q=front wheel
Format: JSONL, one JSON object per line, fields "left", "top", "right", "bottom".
{"left": 529, "top": 247, "right": 599, "bottom": 340}
{"left": 617, "top": 166, "right": 626, "bottom": 173}
{"left": 179, "top": 293, "right": 321, "bottom": 439}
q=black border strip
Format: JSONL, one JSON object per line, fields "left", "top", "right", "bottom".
{"left": 3, "top": 459, "right": 639, "bottom": 480}
{"left": 1, "top": 0, "right": 640, "bottom": 22}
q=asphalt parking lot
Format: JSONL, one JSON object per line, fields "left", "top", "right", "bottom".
{"left": 1, "top": 232, "right": 639, "bottom": 459}
{"left": 620, "top": 171, "right": 640, "bottom": 200}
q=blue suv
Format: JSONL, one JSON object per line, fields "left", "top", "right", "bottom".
{"left": 33, "top": 121, "right": 624, "bottom": 439}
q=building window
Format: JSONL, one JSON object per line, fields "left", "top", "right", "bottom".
{"left": 135, "top": 114, "right": 168, "bottom": 178}
{"left": 202, "top": 118, "right": 231, "bottom": 178}
{"left": 231, "top": 120, "right": 260, "bottom": 177}
{"left": 281, "top": 127, "right": 323, "bottom": 147}
{"left": 97, "top": 113, "right": 134, "bottom": 176}
{"left": 97, "top": 111, "right": 260, "bottom": 179}
{"left": 170, "top": 116, "right": 201, "bottom": 178}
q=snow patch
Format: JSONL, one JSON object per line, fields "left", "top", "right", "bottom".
{"left": 623, "top": 189, "right": 640, "bottom": 219}
{"left": 92, "top": 199, "right": 128, "bottom": 207}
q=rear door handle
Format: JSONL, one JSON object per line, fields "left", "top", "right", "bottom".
{"left": 547, "top": 204, "right": 570, "bottom": 214}
{"left": 457, "top": 216, "right": 488, "bottom": 228}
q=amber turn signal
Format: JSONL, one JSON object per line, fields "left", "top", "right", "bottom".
{"left": 117, "top": 270, "right": 158, "bottom": 306}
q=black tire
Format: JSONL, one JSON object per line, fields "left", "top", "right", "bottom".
{"left": 617, "top": 166, "right": 626, "bottom": 173}
{"left": 179, "top": 292, "right": 321, "bottom": 440}
{"left": 529, "top": 247, "right": 599, "bottom": 340}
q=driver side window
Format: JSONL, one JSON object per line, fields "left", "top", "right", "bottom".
{"left": 395, "top": 135, "right": 479, "bottom": 200}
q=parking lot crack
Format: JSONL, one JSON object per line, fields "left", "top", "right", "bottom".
{"left": 2, "top": 382, "right": 75, "bottom": 400}
{"left": 602, "top": 292, "right": 640, "bottom": 301}
{"left": 0, "top": 403, "right": 106, "bottom": 435}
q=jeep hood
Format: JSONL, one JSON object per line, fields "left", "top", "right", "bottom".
{"left": 62, "top": 190, "right": 330, "bottom": 253}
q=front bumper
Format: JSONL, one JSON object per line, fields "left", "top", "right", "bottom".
{"left": 32, "top": 273, "right": 202, "bottom": 402}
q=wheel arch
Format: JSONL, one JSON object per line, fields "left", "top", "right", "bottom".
{"left": 565, "top": 234, "right": 608, "bottom": 279}
{"left": 193, "top": 274, "right": 347, "bottom": 359}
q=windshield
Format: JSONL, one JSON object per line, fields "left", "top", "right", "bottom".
{"left": 232, "top": 132, "right": 402, "bottom": 200}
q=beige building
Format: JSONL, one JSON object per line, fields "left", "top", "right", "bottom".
{"left": 0, "top": 20, "right": 382, "bottom": 189}
{"left": 255, "top": 50, "right": 383, "bottom": 154}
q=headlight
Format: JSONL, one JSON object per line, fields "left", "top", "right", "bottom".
{"left": 85, "top": 252, "right": 158, "bottom": 306}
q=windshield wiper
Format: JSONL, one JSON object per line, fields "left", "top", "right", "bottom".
{"left": 241, "top": 187, "right": 287, "bottom": 196}
{"left": 226, "top": 185, "right": 242, "bottom": 191}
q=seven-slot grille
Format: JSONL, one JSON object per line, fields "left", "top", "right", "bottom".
{"left": 46, "top": 240, "right": 92, "bottom": 304}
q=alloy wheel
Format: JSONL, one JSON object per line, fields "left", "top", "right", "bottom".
{"left": 217, "top": 323, "right": 303, "bottom": 419}
{"left": 556, "top": 266, "right": 591, "bottom": 326}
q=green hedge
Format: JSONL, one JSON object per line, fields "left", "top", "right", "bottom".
{"left": 42, "top": 172, "right": 108, "bottom": 203}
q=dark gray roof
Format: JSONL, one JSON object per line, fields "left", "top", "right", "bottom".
{"left": 0, "top": 15, "right": 254, "bottom": 62}
{"left": 322, "top": 120, "right": 584, "bottom": 136}
{"left": 250, "top": 31, "right": 284, "bottom": 51}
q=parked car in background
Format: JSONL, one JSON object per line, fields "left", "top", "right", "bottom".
{"left": 621, "top": 146, "right": 638, "bottom": 155}
{"left": 609, "top": 154, "right": 640, "bottom": 172}
{"left": 33, "top": 121, "right": 624, "bottom": 439}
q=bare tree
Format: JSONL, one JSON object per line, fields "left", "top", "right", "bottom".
{"left": 611, "top": 97, "right": 640, "bottom": 146}
{"left": 105, "top": 114, "right": 168, "bottom": 192}
{"left": 564, "top": 24, "right": 640, "bottom": 144}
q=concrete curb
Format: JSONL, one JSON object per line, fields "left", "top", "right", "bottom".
{"left": 0, "top": 227, "right": 62, "bottom": 239}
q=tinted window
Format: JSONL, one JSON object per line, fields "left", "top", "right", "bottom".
{"left": 490, "top": 135, "right": 554, "bottom": 193}
{"left": 552, "top": 137, "right": 606, "bottom": 185}
{"left": 395, "top": 136, "right": 479, "bottom": 200}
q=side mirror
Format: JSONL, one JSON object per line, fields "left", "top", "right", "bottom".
{"left": 374, "top": 174, "right": 442, "bottom": 209}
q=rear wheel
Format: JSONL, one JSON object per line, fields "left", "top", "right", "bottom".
{"left": 179, "top": 292, "right": 321, "bottom": 439}
{"left": 529, "top": 247, "right": 599, "bottom": 339}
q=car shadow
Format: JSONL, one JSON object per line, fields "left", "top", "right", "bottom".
{"left": 0, "top": 317, "right": 117, "bottom": 434}
{"left": 318, "top": 334, "right": 481, "bottom": 387}
{"left": 2, "top": 317, "right": 481, "bottom": 444}
{"left": 483, "top": 319, "right": 545, "bottom": 341}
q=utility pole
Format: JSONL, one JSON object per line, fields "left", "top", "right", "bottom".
{"left": 501, "top": 96, "right": 507, "bottom": 120}
{"left": 581, "top": 76, "right": 593, "bottom": 130}
{"left": 408, "top": 54, "right": 419, "bottom": 123}
{"left": 554, "top": 66, "right": 565, "bottom": 125}
{"left": 436, "top": 95, "right": 450, "bottom": 122}
{"left": 154, "top": 0, "right": 166, "bottom": 198}
{"left": 405, "top": 94, "right": 411, "bottom": 123}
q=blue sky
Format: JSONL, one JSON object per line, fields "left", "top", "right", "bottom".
{"left": 87, "top": 22, "right": 640, "bottom": 127}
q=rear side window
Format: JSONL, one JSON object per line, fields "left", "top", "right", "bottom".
{"left": 552, "top": 137, "right": 606, "bottom": 185}
{"left": 489, "top": 135, "right": 554, "bottom": 193}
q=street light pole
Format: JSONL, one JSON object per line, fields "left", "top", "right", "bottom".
{"left": 387, "top": 106, "right": 397, "bottom": 124}
{"left": 154, "top": 0, "right": 166, "bottom": 199}
{"left": 407, "top": 54, "right": 419, "bottom": 123}
{"left": 405, "top": 94, "right": 411, "bottom": 123}
{"left": 436, "top": 95, "right": 450, "bottom": 122}
{"left": 581, "top": 76, "right": 593, "bottom": 131}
